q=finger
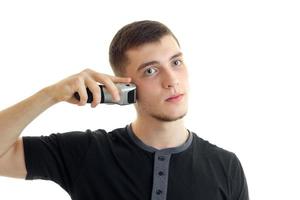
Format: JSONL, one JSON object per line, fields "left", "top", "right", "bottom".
{"left": 110, "top": 76, "right": 132, "bottom": 83}
{"left": 67, "top": 96, "right": 81, "bottom": 105}
{"left": 90, "top": 71, "right": 131, "bottom": 84}
{"left": 89, "top": 72, "right": 130, "bottom": 101}
{"left": 101, "top": 77, "right": 120, "bottom": 102}
{"left": 77, "top": 79, "right": 88, "bottom": 106}
{"left": 85, "top": 77, "right": 101, "bottom": 108}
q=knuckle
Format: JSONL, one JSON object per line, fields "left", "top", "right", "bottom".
{"left": 79, "top": 69, "right": 91, "bottom": 77}
{"left": 83, "top": 68, "right": 92, "bottom": 73}
{"left": 73, "top": 76, "right": 83, "bottom": 86}
{"left": 101, "top": 76, "right": 110, "bottom": 83}
{"left": 78, "top": 71, "right": 87, "bottom": 77}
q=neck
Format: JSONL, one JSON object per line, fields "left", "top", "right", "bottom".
{"left": 131, "top": 116, "right": 189, "bottom": 150}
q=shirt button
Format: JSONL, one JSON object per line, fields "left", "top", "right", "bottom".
{"left": 158, "top": 156, "right": 165, "bottom": 161}
{"left": 158, "top": 171, "right": 164, "bottom": 176}
{"left": 156, "top": 189, "right": 163, "bottom": 195}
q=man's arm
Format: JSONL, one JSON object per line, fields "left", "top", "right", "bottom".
{"left": 0, "top": 68, "right": 131, "bottom": 179}
{"left": 0, "top": 88, "right": 57, "bottom": 178}
{"left": 230, "top": 154, "right": 249, "bottom": 200}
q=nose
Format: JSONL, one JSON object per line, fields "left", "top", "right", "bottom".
{"left": 162, "top": 68, "right": 179, "bottom": 89}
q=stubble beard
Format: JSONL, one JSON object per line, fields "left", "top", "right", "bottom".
{"left": 135, "top": 97, "right": 188, "bottom": 122}
{"left": 149, "top": 110, "right": 187, "bottom": 122}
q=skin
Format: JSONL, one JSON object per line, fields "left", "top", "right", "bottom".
{"left": 0, "top": 34, "right": 190, "bottom": 179}
{"left": 124, "top": 34, "right": 190, "bottom": 149}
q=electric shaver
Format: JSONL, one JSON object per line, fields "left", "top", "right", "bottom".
{"left": 74, "top": 83, "right": 136, "bottom": 105}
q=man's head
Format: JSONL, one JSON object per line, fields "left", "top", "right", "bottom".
{"left": 109, "top": 20, "right": 189, "bottom": 122}
{"left": 109, "top": 20, "right": 180, "bottom": 76}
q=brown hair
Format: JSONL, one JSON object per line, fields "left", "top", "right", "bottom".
{"left": 109, "top": 20, "right": 180, "bottom": 76}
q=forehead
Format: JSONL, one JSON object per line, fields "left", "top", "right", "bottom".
{"left": 125, "top": 35, "right": 181, "bottom": 69}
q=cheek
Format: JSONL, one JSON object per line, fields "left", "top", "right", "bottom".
{"left": 135, "top": 81, "right": 159, "bottom": 101}
{"left": 181, "top": 70, "right": 189, "bottom": 89}
{"left": 135, "top": 82, "right": 146, "bottom": 100}
{"left": 184, "top": 78, "right": 190, "bottom": 90}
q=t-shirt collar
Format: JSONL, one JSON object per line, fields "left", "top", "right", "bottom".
{"left": 126, "top": 123, "right": 193, "bottom": 154}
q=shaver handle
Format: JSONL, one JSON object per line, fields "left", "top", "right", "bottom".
{"left": 74, "top": 85, "right": 105, "bottom": 103}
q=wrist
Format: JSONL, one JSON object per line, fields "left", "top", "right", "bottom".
{"left": 41, "top": 85, "right": 60, "bottom": 105}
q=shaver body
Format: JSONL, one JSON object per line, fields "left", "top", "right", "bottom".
{"left": 74, "top": 83, "right": 136, "bottom": 105}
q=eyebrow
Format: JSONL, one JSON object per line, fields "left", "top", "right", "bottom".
{"left": 137, "top": 52, "right": 183, "bottom": 72}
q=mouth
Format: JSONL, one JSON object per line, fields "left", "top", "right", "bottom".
{"left": 165, "top": 94, "right": 184, "bottom": 102}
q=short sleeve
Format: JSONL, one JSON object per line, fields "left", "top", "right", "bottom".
{"left": 229, "top": 154, "right": 249, "bottom": 200}
{"left": 22, "top": 130, "right": 93, "bottom": 193}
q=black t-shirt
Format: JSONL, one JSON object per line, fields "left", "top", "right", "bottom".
{"left": 23, "top": 124, "right": 249, "bottom": 200}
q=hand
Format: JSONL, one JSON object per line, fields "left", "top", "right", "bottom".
{"left": 46, "top": 68, "right": 131, "bottom": 108}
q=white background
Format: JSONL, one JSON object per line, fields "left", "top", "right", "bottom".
{"left": 0, "top": 0, "right": 299, "bottom": 199}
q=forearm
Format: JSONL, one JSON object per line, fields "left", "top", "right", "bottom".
{"left": 0, "top": 68, "right": 131, "bottom": 157}
{"left": 0, "top": 86, "right": 57, "bottom": 156}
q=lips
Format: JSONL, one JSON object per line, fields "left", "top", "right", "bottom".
{"left": 166, "top": 94, "right": 184, "bottom": 102}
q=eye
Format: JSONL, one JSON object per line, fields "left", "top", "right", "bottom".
{"left": 173, "top": 59, "right": 182, "bottom": 66}
{"left": 144, "top": 67, "right": 157, "bottom": 76}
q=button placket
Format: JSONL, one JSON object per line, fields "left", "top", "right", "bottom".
{"left": 151, "top": 152, "right": 171, "bottom": 200}
{"left": 158, "top": 156, "right": 165, "bottom": 161}
{"left": 126, "top": 124, "right": 194, "bottom": 200}
{"left": 156, "top": 189, "right": 163, "bottom": 195}
{"left": 158, "top": 171, "right": 164, "bottom": 176}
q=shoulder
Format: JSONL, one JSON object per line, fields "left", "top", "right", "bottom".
{"left": 91, "top": 126, "right": 127, "bottom": 141}
{"left": 191, "top": 132, "right": 237, "bottom": 165}
{"left": 22, "top": 127, "right": 127, "bottom": 161}
{"left": 191, "top": 133, "right": 249, "bottom": 199}
{"left": 23, "top": 126, "right": 128, "bottom": 146}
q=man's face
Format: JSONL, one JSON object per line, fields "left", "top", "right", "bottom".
{"left": 124, "top": 35, "right": 189, "bottom": 122}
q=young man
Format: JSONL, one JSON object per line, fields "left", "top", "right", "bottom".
{"left": 0, "top": 20, "right": 249, "bottom": 199}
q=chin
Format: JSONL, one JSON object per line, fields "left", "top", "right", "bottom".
{"left": 135, "top": 99, "right": 188, "bottom": 122}
{"left": 151, "top": 110, "right": 188, "bottom": 122}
